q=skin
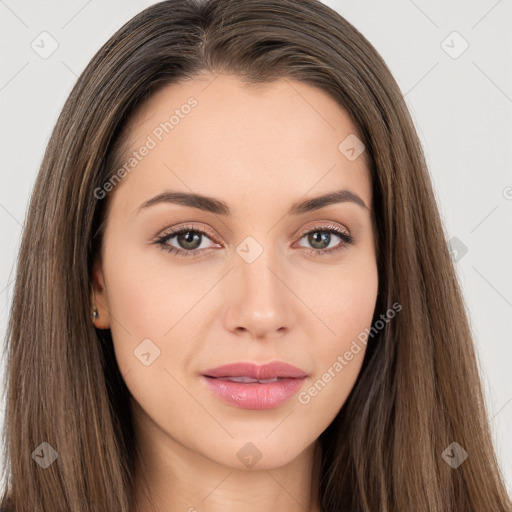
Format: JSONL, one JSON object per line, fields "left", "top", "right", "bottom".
{"left": 91, "top": 72, "right": 378, "bottom": 512}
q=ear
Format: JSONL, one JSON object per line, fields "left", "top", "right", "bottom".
{"left": 90, "top": 257, "right": 111, "bottom": 329}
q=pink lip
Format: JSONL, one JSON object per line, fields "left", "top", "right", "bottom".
{"left": 202, "top": 361, "right": 308, "bottom": 380}
{"left": 200, "top": 361, "right": 308, "bottom": 410}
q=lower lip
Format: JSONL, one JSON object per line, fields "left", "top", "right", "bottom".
{"left": 201, "top": 376, "right": 306, "bottom": 410}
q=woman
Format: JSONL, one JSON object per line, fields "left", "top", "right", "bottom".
{"left": 1, "top": 0, "right": 510, "bottom": 510}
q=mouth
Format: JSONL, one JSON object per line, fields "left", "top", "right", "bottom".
{"left": 200, "top": 361, "right": 308, "bottom": 410}
{"left": 201, "top": 360, "right": 308, "bottom": 380}
{"left": 206, "top": 376, "right": 286, "bottom": 383}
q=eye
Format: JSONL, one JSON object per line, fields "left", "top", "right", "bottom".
{"left": 153, "top": 222, "right": 354, "bottom": 258}
{"left": 294, "top": 223, "right": 354, "bottom": 257}
{"left": 153, "top": 224, "right": 220, "bottom": 258}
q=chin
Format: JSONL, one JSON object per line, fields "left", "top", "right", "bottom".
{"left": 207, "top": 435, "right": 310, "bottom": 471}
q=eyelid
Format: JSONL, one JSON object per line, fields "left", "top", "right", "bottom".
{"left": 154, "top": 221, "right": 351, "bottom": 245}
{"left": 294, "top": 221, "right": 350, "bottom": 240}
{"left": 153, "top": 220, "right": 354, "bottom": 258}
{"left": 153, "top": 222, "right": 220, "bottom": 244}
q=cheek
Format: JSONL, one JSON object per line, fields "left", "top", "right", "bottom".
{"left": 300, "top": 252, "right": 378, "bottom": 348}
{"left": 297, "top": 259, "right": 378, "bottom": 418}
{"left": 331, "top": 261, "right": 378, "bottom": 367}
{"left": 296, "top": 316, "right": 373, "bottom": 430}
{"left": 103, "top": 239, "right": 220, "bottom": 379}
{"left": 102, "top": 241, "right": 176, "bottom": 368}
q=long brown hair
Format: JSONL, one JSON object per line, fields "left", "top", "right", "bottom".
{"left": 1, "top": 0, "right": 510, "bottom": 510}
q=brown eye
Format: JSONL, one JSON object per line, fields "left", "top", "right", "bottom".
{"left": 155, "top": 225, "right": 220, "bottom": 258}
{"left": 295, "top": 224, "right": 354, "bottom": 256}
{"left": 173, "top": 230, "right": 203, "bottom": 251}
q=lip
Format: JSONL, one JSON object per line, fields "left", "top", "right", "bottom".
{"left": 200, "top": 361, "right": 308, "bottom": 410}
{"left": 201, "top": 361, "right": 308, "bottom": 380}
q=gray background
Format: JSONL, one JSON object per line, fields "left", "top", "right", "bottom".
{"left": 1, "top": 0, "right": 511, "bottom": 494}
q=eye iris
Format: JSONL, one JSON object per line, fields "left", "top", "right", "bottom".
{"left": 308, "top": 231, "right": 330, "bottom": 249}
{"left": 177, "top": 231, "right": 201, "bottom": 250}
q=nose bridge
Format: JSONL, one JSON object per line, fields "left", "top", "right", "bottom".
{"left": 237, "top": 233, "right": 283, "bottom": 304}
{"left": 225, "top": 231, "right": 293, "bottom": 336}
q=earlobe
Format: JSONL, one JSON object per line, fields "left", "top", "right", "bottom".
{"left": 90, "top": 260, "right": 111, "bottom": 329}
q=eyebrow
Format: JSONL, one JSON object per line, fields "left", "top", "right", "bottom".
{"left": 137, "top": 188, "right": 370, "bottom": 216}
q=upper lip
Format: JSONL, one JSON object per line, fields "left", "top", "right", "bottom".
{"left": 202, "top": 361, "right": 308, "bottom": 380}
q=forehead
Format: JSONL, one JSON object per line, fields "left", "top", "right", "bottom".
{"left": 124, "top": 72, "right": 363, "bottom": 149}
{"left": 108, "top": 72, "right": 372, "bottom": 217}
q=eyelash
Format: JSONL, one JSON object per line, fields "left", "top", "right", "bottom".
{"left": 153, "top": 223, "right": 354, "bottom": 258}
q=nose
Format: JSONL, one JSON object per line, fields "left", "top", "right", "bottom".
{"left": 223, "top": 246, "right": 296, "bottom": 341}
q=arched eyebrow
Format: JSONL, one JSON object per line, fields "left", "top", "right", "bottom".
{"left": 137, "top": 188, "right": 370, "bottom": 216}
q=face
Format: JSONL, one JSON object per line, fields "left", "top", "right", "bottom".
{"left": 92, "top": 72, "right": 378, "bottom": 471}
